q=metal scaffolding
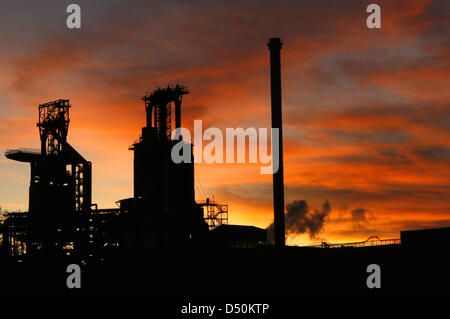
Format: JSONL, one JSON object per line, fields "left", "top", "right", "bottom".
{"left": 141, "top": 84, "right": 188, "bottom": 141}
{"left": 2, "top": 99, "right": 93, "bottom": 256}
{"left": 198, "top": 198, "right": 228, "bottom": 230}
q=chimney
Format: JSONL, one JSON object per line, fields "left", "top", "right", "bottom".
{"left": 267, "top": 38, "right": 285, "bottom": 247}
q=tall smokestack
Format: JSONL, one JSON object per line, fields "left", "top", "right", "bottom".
{"left": 267, "top": 37, "right": 285, "bottom": 247}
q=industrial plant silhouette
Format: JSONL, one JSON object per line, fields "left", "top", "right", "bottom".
{"left": 0, "top": 38, "right": 448, "bottom": 300}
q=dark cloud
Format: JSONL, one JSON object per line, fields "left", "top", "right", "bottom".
{"left": 377, "top": 149, "right": 414, "bottom": 165}
{"left": 351, "top": 207, "right": 368, "bottom": 229}
{"left": 413, "top": 145, "right": 450, "bottom": 163}
{"left": 305, "top": 150, "right": 413, "bottom": 166}
{"left": 351, "top": 207, "right": 367, "bottom": 222}
{"left": 286, "top": 184, "right": 450, "bottom": 203}
{"left": 333, "top": 129, "right": 410, "bottom": 144}
{"left": 305, "top": 154, "right": 375, "bottom": 164}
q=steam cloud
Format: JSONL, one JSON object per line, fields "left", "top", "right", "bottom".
{"left": 351, "top": 207, "right": 367, "bottom": 222}
{"left": 267, "top": 200, "right": 331, "bottom": 240}
{"left": 351, "top": 207, "right": 368, "bottom": 228}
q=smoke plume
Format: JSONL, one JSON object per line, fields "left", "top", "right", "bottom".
{"left": 351, "top": 207, "right": 368, "bottom": 229}
{"left": 267, "top": 200, "right": 331, "bottom": 240}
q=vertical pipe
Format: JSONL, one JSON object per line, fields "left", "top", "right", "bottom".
{"left": 145, "top": 103, "right": 152, "bottom": 128}
{"left": 175, "top": 98, "right": 181, "bottom": 131}
{"left": 267, "top": 38, "right": 285, "bottom": 248}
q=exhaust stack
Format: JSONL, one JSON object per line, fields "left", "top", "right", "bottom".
{"left": 267, "top": 38, "right": 285, "bottom": 247}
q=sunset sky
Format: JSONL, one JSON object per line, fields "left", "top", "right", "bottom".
{"left": 0, "top": 0, "right": 449, "bottom": 245}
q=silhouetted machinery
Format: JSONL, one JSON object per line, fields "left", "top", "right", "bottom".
{"left": 1, "top": 86, "right": 211, "bottom": 258}
{"left": 1, "top": 85, "right": 268, "bottom": 259}
{"left": 4, "top": 99, "right": 92, "bottom": 255}
{"left": 121, "top": 85, "right": 207, "bottom": 249}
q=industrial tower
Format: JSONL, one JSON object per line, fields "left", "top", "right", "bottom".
{"left": 123, "top": 85, "right": 207, "bottom": 248}
{"left": 4, "top": 99, "right": 92, "bottom": 255}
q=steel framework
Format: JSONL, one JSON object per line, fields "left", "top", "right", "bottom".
{"left": 38, "top": 99, "right": 70, "bottom": 156}
{"left": 142, "top": 84, "right": 188, "bottom": 141}
{"left": 3, "top": 99, "right": 93, "bottom": 256}
{"left": 198, "top": 198, "right": 228, "bottom": 230}
{"left": 315, "top": 236, "right": 401, "bottom": 248}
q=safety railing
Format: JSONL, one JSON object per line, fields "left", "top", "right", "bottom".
{"left": 314, "top": 236, "right": 401, "bottom": 248}
{"left": 5, "top": 148, "right": 41, "bottom": 156}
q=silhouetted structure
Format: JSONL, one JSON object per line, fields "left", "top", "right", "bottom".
{"left": 210, "top": 225, "right": 267, "bottom": 248}
{"left": 124, "top": 85, "right": 207, "bottom": 248}
{"left": 198, "top": 197, "right": 228, "bottom": 230}
{"left": 4, "top": 100, "right": 92, "bottom": 256}
{"left": 268, "top": 38, "right": 286, "bottom": 248}
{"left": 315, "top": 236, "right": 401, "bottom": 248}
{"left": 0, "top": 86, "right": 248, "bottom": 258}
{"left": 401, "top": 227, "right": 450, "bottom": 248}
